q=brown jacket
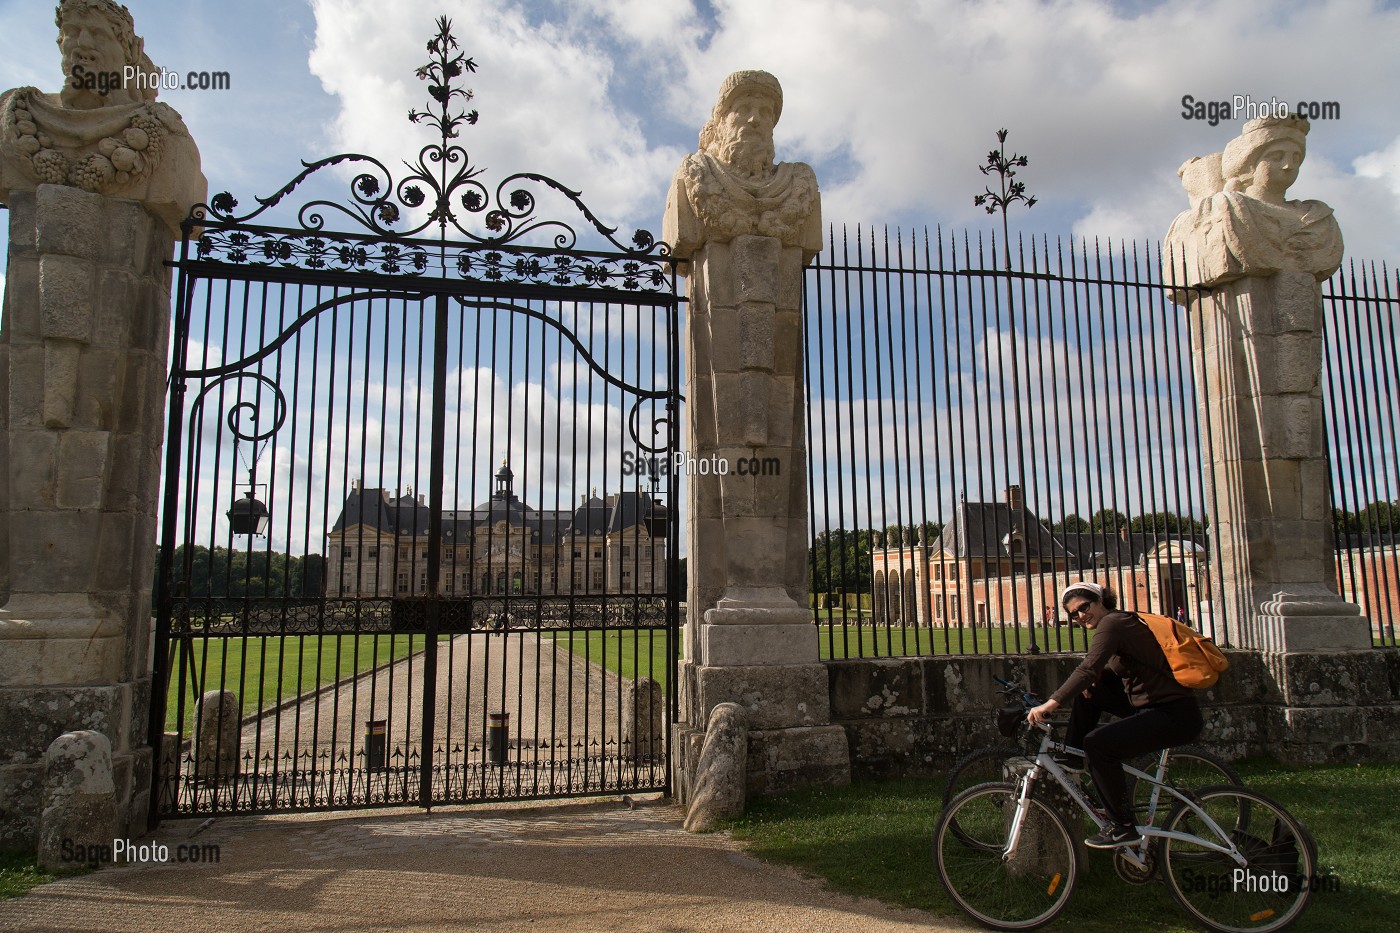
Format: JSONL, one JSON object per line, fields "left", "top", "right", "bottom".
{"left": 1050, "top": 611, "right": 1194, "bottom": 708}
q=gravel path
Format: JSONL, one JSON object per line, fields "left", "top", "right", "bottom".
{"left": 0, "top": 797, "right": 975, "bottom": 932}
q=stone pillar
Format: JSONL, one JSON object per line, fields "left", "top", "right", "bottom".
{"left": 195, "top": 690, "right": 241, "bottom": 781}
{"left": 664, "top": 71, "right": 849, "bottom": 806}
{"left": 1166, "top": 115, "right": 1369, "bottom": 654}
{"left": 0, "top": 3, "right": 206, "bottom": 848}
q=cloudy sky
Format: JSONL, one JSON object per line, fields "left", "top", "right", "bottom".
{"left": 3, "top": 0, "right": 1399, "bottom": 257}
{"left": 1, "top": 0, "right": 1398, "bottom": 549}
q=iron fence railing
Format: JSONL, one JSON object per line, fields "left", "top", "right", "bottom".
{"left": 1323, "top": 262, "right": 1399, "bottom": 645}
{"left": 803, "top": 226, "right": 1224, "bottom": 658}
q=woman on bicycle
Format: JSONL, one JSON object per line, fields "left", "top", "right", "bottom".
{"left": 1026, "top": 581, "right": 1204, "bottom": 848}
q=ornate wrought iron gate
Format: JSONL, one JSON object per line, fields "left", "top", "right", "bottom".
{"left": 149, "top": 20, "right": 681, "bottom": 818}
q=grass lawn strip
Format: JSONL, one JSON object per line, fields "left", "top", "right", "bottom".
{"left": 727, "top": 759, "right": 1400, "bottom": 932}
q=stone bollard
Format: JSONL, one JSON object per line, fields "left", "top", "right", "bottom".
{"left": 195, "top": 690, "right": 240, "bottom": 781}
{"left": 38, "top": 731, "right": 118, "bottom": 873}
{"left": 621, "top": 677, "right": 664, "bottom": 763}
{"left": 683, "top": 702, "right": 748, "bottom": 832}
{"left": 1004, "top": 757, "right": 1091, "bottom": 873}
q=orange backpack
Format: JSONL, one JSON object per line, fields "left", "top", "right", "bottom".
{"left": 1135, "top": 612, "right": 1230, "bottom": 689}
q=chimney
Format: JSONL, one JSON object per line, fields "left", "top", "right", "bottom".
{"left": 1006, "top": 485, "right": 1023, "bottom": 512}
{"left": 419, "top": 494, "right": 425, "bottom": 506}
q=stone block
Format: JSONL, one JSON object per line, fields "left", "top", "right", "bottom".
{"left": 35, "top": 185, "right": 106, "bottom": 261}
{"left": 96, "top": 511, "right": 139, "bottom": 592}
{"left": 736, "top": 302, "right": 776, "bottom": 371}
{"left": 8, "top": 509, "right": 103, "bottom": 591}
{"left": 8, "top": 347, "right": 46, "bottom": 427}
{"left": 746, "top": 724, "right": 850, "bottom": 795}
{"left": 9, "top": 430, "right": 58, "bottom": 507}
{"left": 92, "top": 268, "right": 140, "bottom": 349}
{"left": 1271, "top": 272, "right": 1323, "bottom": 332}
{"left": 707, "top": 305, "right": 739, "bottom": 374}
{"left": 56, "top": 431, "right": 111, "bottom": 509}
{"left": 43, "top": 341, "right": 81, "bottom": 428}
{"left": 38, "top": 255, "right": 96, "bottom": 342}
{"left": 1265, "top": 650, "right": 1392, "bottom": 707}
{"left": 698, "top": 241, "right": 734, "bottom": 308}
{"left": 38, "top": 730, "right": 118, "bottom": 873}
{"left": 695, "top": 663, "right": 831, "bottom": 730}
{"left": 731, "top": 235, "right": 780, "bottom": 305}
{"left": 6, "top": 189, "right": 38, "bottom": 254}
{"left": 683, "top": 702, "right": 747, "bottom": 831}
{"left": 0, "top": 762, "right": 42, "bottom": 850}
{"left": 715, "top": 517, "right": 788, "bottom": 584}
{"left": 70, "top": 348, "right": 124, "bottom": 429}
{"left": 620, "top": 677, "right": 665, "bottom": 762}
{"left": 702, "top": 621, "right": 817, "bottom": 666}
{"left": 829, "top": 658, "right": 925, "bottom": 720}
{"left": 772, "top": 310, "right": 802, "bottom": 379}
{"left": 195, "top": 690, "right": 240, "bottom": 781}
{"left": 776, "top": 246, "right": 804, "bottom": 311}
{"left": 1, "top": 255, "right": 41, "bottom": 337}
{"left": 0, "top": 680, "right": 123, "bottom": 767}
{"left": 1277, "top": 706, "right": 1366, "bottom": 759}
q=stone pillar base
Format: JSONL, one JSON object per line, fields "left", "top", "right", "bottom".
{"left": 746, "top": 725, "right": 850, "bottom": 795}
{"left": 1264, "top": 649, "right": 1399, "bottom": 762}
{"left": 1248, "top": 587, "right": 1372, "bottom": 652}
{"left": 0, "top": 679, "right": 150, "bottom": 851}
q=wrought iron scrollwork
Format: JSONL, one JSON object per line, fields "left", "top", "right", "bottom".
{"left": 188, "top": 372, "right": 287, "bottom": 446}
{"left": 184, "top": 16, "right": 674, "bottom": 274}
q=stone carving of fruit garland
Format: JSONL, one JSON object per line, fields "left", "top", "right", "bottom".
{"left": 6, "top": 89, "right": 167, "bottom": 194}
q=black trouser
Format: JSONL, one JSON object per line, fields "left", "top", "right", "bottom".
{"left": 1064, "top": 671, "right": 1204, "bottom": 827}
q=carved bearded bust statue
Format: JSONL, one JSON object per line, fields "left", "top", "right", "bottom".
{"left": 0, "top": 0, "right": 205, "bottom": 232}
{"left": 663, "top": 70, "right": 822, "bottom": 261}
{"left": 1166, "top": 115, "right": 1342, "bottom": 287}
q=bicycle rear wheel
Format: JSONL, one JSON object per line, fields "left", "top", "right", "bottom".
{"left": 934, "top": 782, "right": 1078, "bottom": 931}
{"left": 1160, "top": 785, "right": 1315, "bottom": 933}
{"left": 1131, "top": 746, "right": 1242, "bottom": 827}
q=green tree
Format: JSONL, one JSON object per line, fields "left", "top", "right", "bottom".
{"left": 1055, "top": 513, "right": 1091, "bottom": 533}
{"left": 1359, "top": 499, "right": 1400, "bottom": 535}
{"left": 1090, "top": 509, "right": 1128, "bottom": 532}
{"left": 1130, "top": 511, "right": 1207, "bottom": 535}
{"left": 809, "top": 528, "right": 876, "bottom": 595}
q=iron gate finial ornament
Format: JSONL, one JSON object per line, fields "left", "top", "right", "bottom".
{"left": 186, "top": 16, "right": 672, "bottom": 282}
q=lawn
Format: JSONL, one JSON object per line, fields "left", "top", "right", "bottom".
{"left": 727, "top": 759, "right": 1400, "bottom": 932}
{"left": 0, "top": 851, "right": 60, "bottom": 902}
{"left": 163, "top": 633, "right": 419, "bottom": 732}
{"left": 815, "top": 622, "right": 1090, "bottom": 658}
{"left": 548, "top": 629, "right": 674, "bottom": 692}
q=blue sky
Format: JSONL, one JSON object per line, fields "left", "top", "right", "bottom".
{"left": 2, "top": 0, "right": 1399, "bottom": 549}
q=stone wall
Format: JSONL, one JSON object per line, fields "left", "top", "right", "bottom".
{"left": 827, "top": 647, "right": 1400, "bottom": 778}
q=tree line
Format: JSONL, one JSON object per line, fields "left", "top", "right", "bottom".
{"left": 155, "top": 545, "right": 326, "bottom": 599}
{"left": 1333, "top": 499, "right": 1400, "bottom": 535}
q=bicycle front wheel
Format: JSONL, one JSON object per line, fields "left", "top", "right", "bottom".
{"left": 934, "top": 782, "right": 1078, "bottom": 931}
{"left": 1160, "top": 785, "right": 1315, "bottom": 933}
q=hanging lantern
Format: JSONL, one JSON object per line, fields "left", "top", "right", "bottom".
{"left": 227, "top": 488, "right": 270, "bottom": 536}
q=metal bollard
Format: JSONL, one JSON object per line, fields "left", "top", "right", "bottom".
{"left": 488, "top": 711, "right": 509, "bottom": 764}
{"left": 365, "top": 719, "right": 387, "bottom": 772}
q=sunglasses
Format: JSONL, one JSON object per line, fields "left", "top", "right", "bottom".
{"left": 1067, "top": 601, "right": 1094, "bottom": 620}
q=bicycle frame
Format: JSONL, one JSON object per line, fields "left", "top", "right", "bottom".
{"left": 1004, "top": 723, "right": 1249, "bottom": 870}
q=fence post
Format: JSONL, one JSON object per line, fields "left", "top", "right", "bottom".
{"left": 1165, "top": 115, "right": 1370, "bottom": 654}
{"left": 664, "top": 70, "right": 849, "bottom": 810}
{"left": 0, "top": 3, "right": 206, "bottom": 849}
{"left": 1164, "top": 116, "right": 1396, "bottom": 761}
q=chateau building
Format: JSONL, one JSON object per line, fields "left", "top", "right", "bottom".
{"left": 324, "top": 463, "right": 668, "bottom": 598}
{"left": 870, "top": 486, "right": 1210, "bottom": 628}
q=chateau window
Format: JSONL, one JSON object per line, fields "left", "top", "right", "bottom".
{"left": 342, "top": 546, "right": 354, "bottom": 557}
{"left": 367, "top": 548, "right": 378, "bottom": 559}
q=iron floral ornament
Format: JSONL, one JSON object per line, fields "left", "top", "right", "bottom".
{"left": 186, "top": 16, "right": 671, "bottom": 288}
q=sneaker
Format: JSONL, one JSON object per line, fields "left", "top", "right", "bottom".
{"left": 1085, "top": 824, "right": 1142, "bottom": 849}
